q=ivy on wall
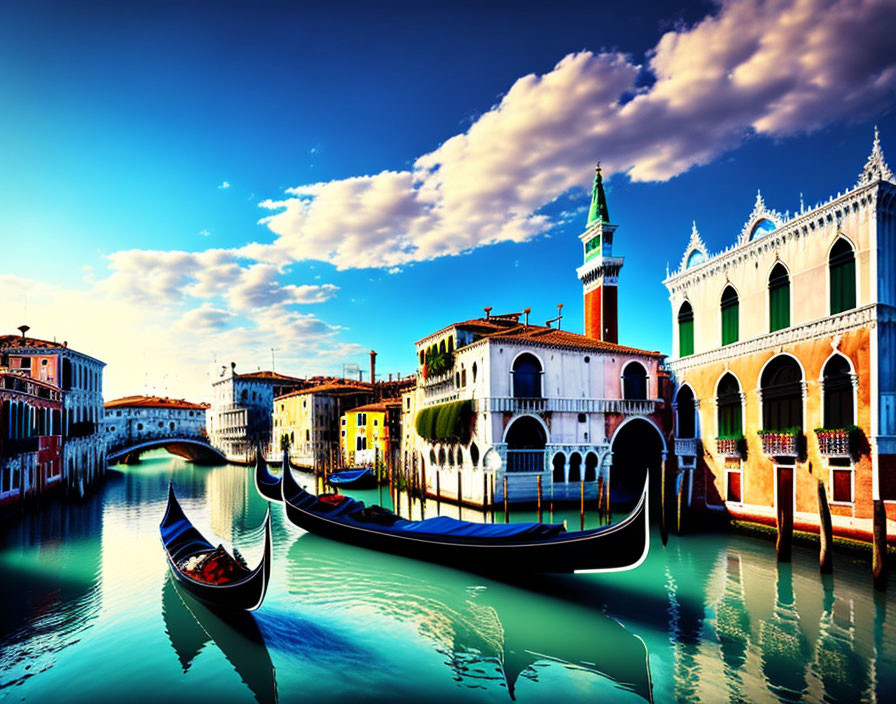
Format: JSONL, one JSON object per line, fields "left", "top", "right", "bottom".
{"left": 415, "top": 400, "right": 472, "bottom": 443}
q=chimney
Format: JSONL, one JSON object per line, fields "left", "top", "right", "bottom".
{"left": 17, "top": 325, "right": 30, "bottom": 339}
{"left": 389, "top": 373, "right": 393, "bottom": 382}
{"left": 523, "top": 307, "right": 531, "bottom": 327}
{"left": 484, "top": 306, "right": 492, "bottom": 320}
{"left": 370, "top": 350, "right": 377, "bottom": 386}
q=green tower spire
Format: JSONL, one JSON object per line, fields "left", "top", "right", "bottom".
{"left": 586, "top": 163, "right": 610, "bottom": 226}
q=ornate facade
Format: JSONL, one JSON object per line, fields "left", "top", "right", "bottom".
{"left": 663, "top": 130, "right": 896, "bottom": 541}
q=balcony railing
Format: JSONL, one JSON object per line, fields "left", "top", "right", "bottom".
{"left": 759, "top": 431, "right": 800, "bottom": 458}
{"left": 674, "top": 437, "right": 698, "bottom": 457}
{"left": 479, "top": 397, "right": 661, "bottom": 416}
{"left": 715, "top": 437, "right": 744, "bottom": 458}
{"left": 815, "top": 428, "right": 854, "bottom": 458}
{"left": 505, "top": 449, "right": 545, "bottom": 473}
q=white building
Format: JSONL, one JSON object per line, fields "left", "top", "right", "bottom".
{"left": 105, "top": 396, "right": 207, "bottom": 451}
{"left": 207, "top": 363, "right": 303, "bottom": 462}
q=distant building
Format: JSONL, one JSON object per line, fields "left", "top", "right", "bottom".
{"left": 273, "top": 383, "right": 373, "bottom": 468}
{"left": 405, "top": 170, "right": 670, "bottom": 506}
{"left": 0, "top": 370, "right": 63, "bottom": 513}
{"left": 104, "top": 395, "right": 208, "bottom": 453}
{"left": 206, "top": 363, "right": 303, "bottom": 462}
{"left": 662, "top": 130, "right": 896, "bottom": 541}
{"left": 0, "top": 331, "right": 106, "bottom": 494}
{"left": 340, "top": 399, "right": 401, "bottom": 466}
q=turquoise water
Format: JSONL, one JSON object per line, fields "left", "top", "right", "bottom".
{"left": 2, "top": 451, "right": 895, "bottom": 703}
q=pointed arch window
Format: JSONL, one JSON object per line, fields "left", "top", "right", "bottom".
{"left": 622, "top": 362, "right": 648, "bottom": 400}
{"left": 678, "top": 302, "right": 694, "bottom": 357}
{"left": 823, "top": 355, "right": 854, "bottom": 429}
{"left": 717, "top": 374, "right": 743, "bottom": 438}
{"left": 721, "top": 286, "right": 739, "bottom": 346}
{"left": 829, "top": 239, "right": 856, "bottom": 315}
{"left": 768, "top": 264, "right": 790, "bottom": 332}
{"left": 761, "top": 356, "right": 803, "bottom": 430}
{"left": 676, "top": 386, "right": 695, "bottom": 438}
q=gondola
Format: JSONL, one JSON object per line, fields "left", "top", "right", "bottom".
{"left": 256, "top": 447, "right": 285, "bottom": 503}
{"left": 327, "top": 467, "right": 377, "bottom": 490}
{"left": 160, "top": 484, "right": 272, "bottom": 611}
{"left": 282, "top": 463, "right": 649, "bottom": 574}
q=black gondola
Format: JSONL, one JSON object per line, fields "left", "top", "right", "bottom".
{"left": 327, "top": 467, "right": 376, "bottom": 490}
{"left": 160, "top": 484, "right": 272, "bottom": 611}
{"left": 256, "top": 448, "right": 285, "bottom": 503}
{"left": 281, "top": 463, "right": 649, "bottom": 574}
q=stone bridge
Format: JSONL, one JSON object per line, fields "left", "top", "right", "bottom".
{"left": 106, "top": 436, "right": 226, "bottom": 465}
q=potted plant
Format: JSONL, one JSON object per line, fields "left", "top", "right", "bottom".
{"left": 757, "top": 427, "right": 801, "bottom": 456}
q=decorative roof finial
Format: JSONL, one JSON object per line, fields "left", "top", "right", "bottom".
{"left": 586, "top": 162, "right": 610, "bottom": 226}
{"left": 858, "top": 125, "right": 894, "bottom": 186}
{"left": 755, "top": 189, "right": 765, "bottom": 210}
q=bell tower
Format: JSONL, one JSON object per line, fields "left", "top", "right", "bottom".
{"left": 576, "top": 164, "right": 623, "bottom": 342}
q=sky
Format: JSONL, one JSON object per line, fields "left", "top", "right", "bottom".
{"left": 1, "top": 0, "right": 895, "bottom": 401}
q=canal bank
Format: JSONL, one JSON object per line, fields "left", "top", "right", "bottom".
{"left": 2, "top": 451, "right": 896, "bottom": 703}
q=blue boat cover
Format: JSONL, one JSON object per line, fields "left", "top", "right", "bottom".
{"left": 330, "top": 469, "right": 373, "bottom": 484}
{"left": 395, "top": 515, "right": 565, "bottom": 539}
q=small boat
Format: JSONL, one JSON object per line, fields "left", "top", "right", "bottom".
{"left": 282, "top": 464, "right": 649, "bottom": 574}
{"left": 160, "top": 484, "right": 272, "bottom": 610}
{"left": 327, "top": 467, "right": 377, "bottom": 490}
{"left": 256, "top": 447, "right": 285, "bottom": 503}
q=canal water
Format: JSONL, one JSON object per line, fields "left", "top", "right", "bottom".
{"left": 1, "top": 452, "right": 895, "bottom": 703}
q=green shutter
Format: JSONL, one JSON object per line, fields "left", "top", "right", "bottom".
{"left": 679, "top": 319, "right": 694, "bottom": 357}
{"left": 769, "top": 282, "right": 789, "bottom": 331}
{"left": 721, "top": 299, "right": 739, "bottom": 346}
{"left": 830, "top": 256, "right": 856, "bottom": 314}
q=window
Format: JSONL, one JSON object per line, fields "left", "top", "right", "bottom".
{"left": 823, "top": 355, "right": 854, "bottom": 428}
{"left": 676, "top": 386, "right": 696, "bottom": 438}
{"left": 830, "top": 458, "right": 853, "bottom": 503}
{"left": 116, "top": 411, "right": 122, "bottom": 417}
{"left": 169, "top": 422, "right": 175, "bottom": 430}
{"left": 578, "top": 413, "right": 587, "bottom": 423}
{"left": 512, "top": 354, "right": 542, "bottom": 398}
{"left": 717, "top": 374, "right": 743, "bottom": 437}
{"left": 373, "top": 419, "right": 378, "bottom": 426}
{"left": 727, "top": 465, "right": 742, "bottom": 502}
{"left": 306, "top": 429, "right": 310, "bottom": 441}
{"left": 830, "top": 239, "right": 856, "bottom": 314}
{"left": 137, "top": 423, "right": 144, "bottom": 431}
{"left": 678, "top": 302, "right": 694, "bottom": 357}
{"left": 622, "top": 362, "right": 648, "bottom": 400}
{"left": 470, "top": 443, "right": 479, "bottom": 467}
{"left": 761, "top": 356, "right": 803, "bottom": 430}
{"left": 721, "top": 286, "right": 739, "bottom": 346}
{"left": 472, "top": 362, "right": 478, "bottom": 382}
{"left": 768, "top": 264, "right": 790, "bottom": 331}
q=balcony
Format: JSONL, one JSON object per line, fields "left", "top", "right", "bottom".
{"left": 480, "top": 397, "right": 661, "bottom": 416}
{"left": 505, "top": 449, "right": 545, "bottom": 473}
{"left": 674, "top": 437, "right": 699, "bottom": 457}
{"left": 759, "top": 430, "right": 800, "bottom": 458}
{"left": 716, "top": 437, "right": 744, "bottom": 458}
{"left": 1, "top": 436, "right": 40, "bottom": 457}
{"left": 815, "top": 428, "right": 855, "bottom": 458}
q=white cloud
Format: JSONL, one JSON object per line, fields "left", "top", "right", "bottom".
{"left": 256, "top": 0, "right": 896, "bottom": 270}
{"left": 198, "top": 228, "right": 211, "bottom": 237}
{"left": 218, "top": 181, "right": 231, "bottom": 190}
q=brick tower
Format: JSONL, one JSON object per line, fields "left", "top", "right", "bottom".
{"left": 577, "top": 164, "right": 623, "bottom": 342}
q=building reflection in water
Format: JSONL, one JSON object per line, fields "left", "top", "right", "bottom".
{"left": 0, "top": 494, "right": 103, "bottom": 688}
{"left": 286, "top": 534, "right": 654, "bottom": 701}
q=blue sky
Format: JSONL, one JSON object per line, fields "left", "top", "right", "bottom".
{"left": 1, "top": 0, "right": 895, "bottom": 399}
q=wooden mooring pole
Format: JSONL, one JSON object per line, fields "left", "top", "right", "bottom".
{"left": 457, "top": 470, "right": 463, "bottom": 520}
{"left": 436, "top": 471, "right": 441, "bottom": 515}
{"left": 483, "top": 473, "right": 488, "bottom": 513}
{"left": 817, "top": 476, "right": 833, "bottom": 574}
{"left": 537, "top": 475, "right": 543, "bottom": 522}
{"left": 597, "top": 476, "right": 605, "bottom": 525}
{"left": 503, "top": 476, "right": 509, "bottom": 523}
{"left": 491, "top": 474, "right": 496, "bottom": 523}
{"left": 676, "top": 469, "right": 686, "bottom": 536}
{"left": 873, "top": 499, "right": 888, "bottom": 591}
{"left": 660, "top": 461, "right": 668, "bottom": 547}
{"left": 580, "top": 480, "right": 585, "bottom": 531}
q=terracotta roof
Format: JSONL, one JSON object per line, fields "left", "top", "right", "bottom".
{"left": 344, "top": 401, "right": 389, "bottom": 414}
{"left": 0, "top": 369, "right": 61, "bottom": 392}
{"left": 0, "top": 334, "right": 104, "bottom": 364}
{"left": 236, "top": 370, "right": 303, "bottom": 383}
{"left": 275, "top": 382, "right": 372, "bottom": 401}
{"left": 415, "top": 315, "right": 522, "bottom": 345}
{"left": 105, "top": 395, "right": 209, "bottom": 410}
{"left": 482, "top": 324, "right": 664, "bottom": 357}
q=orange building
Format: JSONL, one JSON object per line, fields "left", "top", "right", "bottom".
{"left": 663, "top": 130, "right": 896, "bottom": 543}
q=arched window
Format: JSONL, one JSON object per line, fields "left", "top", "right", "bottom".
{"left": 768, "top": 264, "right": 790, "bottom": 332}
{"left": 472, "top": 362, "right": 478, "bottom": 383}
{"left": 622, "top": 362, "right": 648, "bottom": 400}
{"left": 438, "top": 447, "right": 446, "bottom": 465}
{"left": 568, "top": 452, "right": 582, "bottom": 483}
{"left": 823, "top": 355, "right": 854, "bottom": 428}
{"left": 512, "top": 354, "right": 542, "bottom": 398}
{"left": 470, "top": 443, "right": 479, "bottom": 467}
{"left": 552, "top": 452, "right": 566, "bottom": 483}
{"left": 721, "top": 286, "right": 739, "bottom": 346}
{"left": 678, "top": 302, "right": 694, "bottom": 357}
{"left": 584, "top": 453, "right": 598, "bottom": 482}
{"left": 430, "top": 449, "right": 436, "bottom": 465}
{"left": 419, "top": 350, "right": 425, "bottom": 365}
{"left": 439, "top": 340, "right": 446, "bottom": 355}
{"left": 447, "top": 337, "right": 454, "bottom": 354}
{"left": 761, "top": 357, "right": 803, "bottom": 430}
{"left": 676, "top": 386, "right": 696, "bottom": 438}
{"left": 717, "top": 374, "right": 742, "bottom": 438}
{"left": 829, "top": 239, "right": 856, "bottom": 314}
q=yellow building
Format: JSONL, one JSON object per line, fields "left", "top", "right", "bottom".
{"left": 273, "top": 383, "right": 372, "bottom": 468}
{"left": 341, "top": 402, "right": 390, "bottom": 467}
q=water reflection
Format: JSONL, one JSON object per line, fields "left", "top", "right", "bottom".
{"left": 286, "top": 534, "right": 653, "bottom": 701}
{"left": 162, "top": 576, "right": 278, "bottom": 704}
